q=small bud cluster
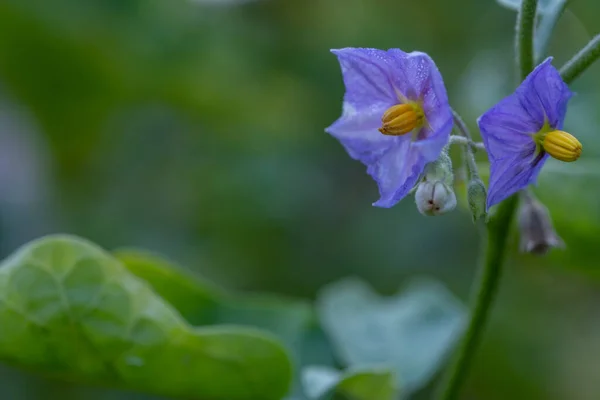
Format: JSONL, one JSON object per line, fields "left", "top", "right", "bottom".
{"left": 414, "top": 150, "right": 456, "bottom": 216}
{"left": 467, "top": 179, "right": 487, "bottom": 222}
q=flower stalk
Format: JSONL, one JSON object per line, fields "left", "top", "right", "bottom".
{"left": 560, "top": 34, "right": 600, "bottom": 84}
{"left": 452, "top": 110, "right": 480, "bottom": 179}
{"left": 516, "top": 0, "right": 538, "bottom": 80}
{"left": 436, "top": 196, "right": 517, "bottom": 400}
{"left": 448, "top": 136, "right": 485, "bottom": 151}
{"left": 452, "top": 110, "right": 487, "bottom": 222}
{"left": 437, "top": 2, "right": 538, "bottom": 399}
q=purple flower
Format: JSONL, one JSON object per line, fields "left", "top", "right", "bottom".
{"left": 478, "top": 58, "right": 580, "bottom": 209}
{"left": 326, "top": 48, "right": 453, "bottom": 208}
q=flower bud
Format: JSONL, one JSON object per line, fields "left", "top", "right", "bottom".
{"left": 379, "top": 103, "right": 424, "bottom": 136}
{"left": 518, "top": 192, "right": 564, "bottom": 255}
{"left": 467, "top": 178, "right": 487, "bottom": 222}
{"left": 542, "top": 130, "right": 582, "bottom": 162}
{"left": 415, "top": 180, "right": 457, "bottom": 216}
{"left": 423, "top": 150, "right": 454, "bottom": 186}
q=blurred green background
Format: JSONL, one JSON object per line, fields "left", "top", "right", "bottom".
{"left": 0, "top": 0, "right": 600, "bottom": 399}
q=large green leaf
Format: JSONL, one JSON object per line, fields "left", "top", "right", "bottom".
{"left": 116, "top": 248, "right": 318, "bottom": 358}
{"left": 115, "top": 249, "right": 223, "bottom": 326}
{"left": 216, "top": 299, "right": 325, "bottom": 400}
{"left": 317, "top": 278, "right": 466, "bottom": 393}
{"left": 115, "top": 248, "right": 335, "bottom": 400}
{"left": 0, "top": 235, "right": 292, "bottom": 400}
{"left": 302, "top": 366, "right": 398, "bottom": 400}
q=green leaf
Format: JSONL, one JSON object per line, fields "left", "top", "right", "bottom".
{"left": 115, "top": 249, "right": 223, "bottom": 326}
{"left": 0, "top": 235, "right": 292, "bottom": 400}
{"left": 215, "top": 299, "right": 331, "bottom": 400}
{"left": 216, "top": 295, "right": 312, "bottom": 349}
{"left": 317, "top": 278, "right": 466, "bottom": 393}
{"left": 115, "top": 249, "right": 334, "bottom": 400}
{"left": 302, "top": 366, "right": 341, "bottom": 399}
{"left": 302, "top": 366, "right": 398, "bottom": 400}
{"left": 115, "top": 249, "right": 315, "bottom": 343}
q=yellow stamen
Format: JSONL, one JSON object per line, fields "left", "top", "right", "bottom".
{"left": 542, "top": 130, "right": 582, "bottom": 162}
{"left": 379, "top": 103, "right": 423, "bottom": 136}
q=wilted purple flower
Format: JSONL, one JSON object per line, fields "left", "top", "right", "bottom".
{"left": 518, "top": 190, "right": 564, "bottom": 255}
{"left": 326, "top": 48, "right": 453, "bottom": 208}
{"left": 478, "top": 58, "right": 582, "bottom": 209}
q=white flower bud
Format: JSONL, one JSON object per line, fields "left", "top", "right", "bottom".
{"left": 415, "top": 180, "right": 457, "bottom": 216}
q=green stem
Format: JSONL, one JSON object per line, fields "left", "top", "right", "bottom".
{"left": 452, "top": 110, "right": 480, "bottom": 179}
{"left": 560, "top": 34, "right": 600, "bottom": 84}
{"left": 448, "top": 136, "right": 485, "bottom": 151}
{"left": 516, "top": 0, "right": 538, "bottom": 80}
{"left": 436, "top": 196, "right": 518, "bottom": 400}
{"left": 436, "top": 2, "right": 538, "bottom": 398}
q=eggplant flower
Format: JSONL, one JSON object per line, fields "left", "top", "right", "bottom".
{"left": 326, "top": 48, "right": 453, "bottom": 208}
{"left": 478, "top": 58, "right": 581, "bottom": 209}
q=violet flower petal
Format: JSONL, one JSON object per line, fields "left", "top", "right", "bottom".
{"left": 478, "top": 58, "right": 572, "bottom": 209}
{"left": 368, "top": 138, "right": 424, "bottom": 208}
{"left": 326, "top": 48, "right": 453, "bottom": 208}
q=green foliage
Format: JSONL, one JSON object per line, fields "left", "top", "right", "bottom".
{"left": 115, "top": 249, "right": 326, "bottom": 400}
{"left": 1, "top": 0, "right": 600, "bottom": 398}
{"left": 0, "top": 237, "right": 465, "bottom": 400}
{"left": 317, "top": 278, "right": 466, "bottom": 394}
{"left": 115, "top": 249, "right": 223, "bottom": 326}
{"left": 0, "top": 235, "right": 293, "bottom": 400}
{"left": 115, "top": 249, "right": 316, "bottom": 345}
{"left": 302, "top": 366, "right": 398, "bottom": 400}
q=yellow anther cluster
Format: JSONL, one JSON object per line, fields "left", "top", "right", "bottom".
{"left": 542, "top": 130, "right": 582, "bottom": 162}
{"left": 379, "top": 103, "right": 423, "bottom": 136}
